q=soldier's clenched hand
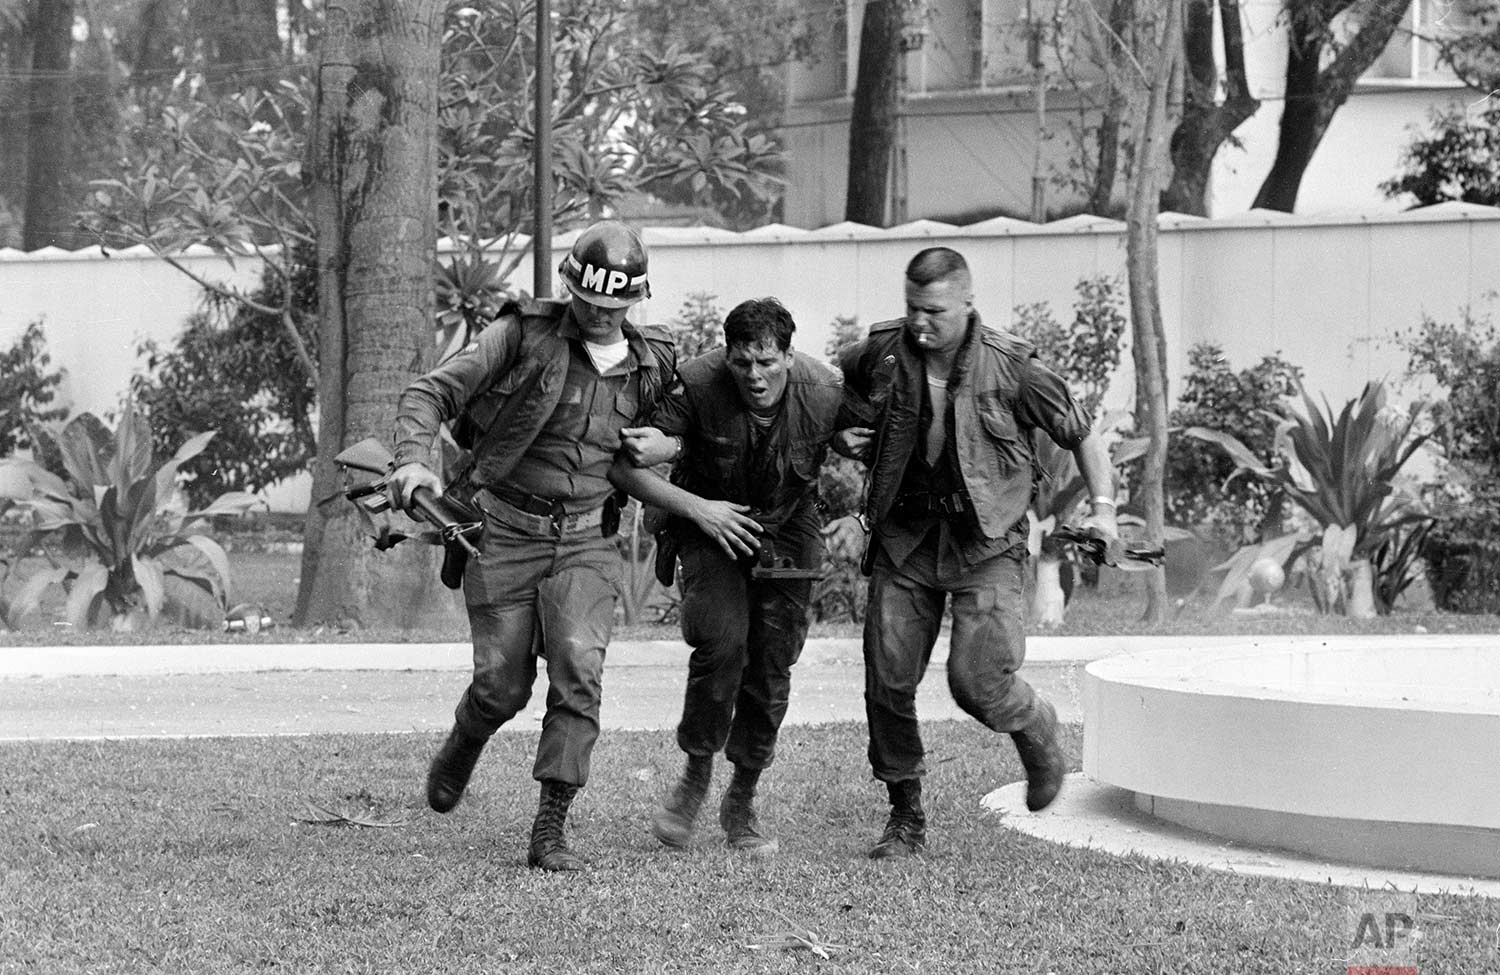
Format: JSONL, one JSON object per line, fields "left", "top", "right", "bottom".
{"left": 385, "top": 462, "right": 444, "bottom": 514}
{"left": 619, "top": 427, "right": 681, "bottom": 468}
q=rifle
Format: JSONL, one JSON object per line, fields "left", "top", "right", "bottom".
{"left": 334, "top": 438, "right": 483, "bottom": 589}
{"left": 1049, "top": 524, "right": 1165, "bottom": 569}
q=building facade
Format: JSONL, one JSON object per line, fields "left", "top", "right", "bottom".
{"left": 782, "top": 0, "right": 1478, "bottom": 227}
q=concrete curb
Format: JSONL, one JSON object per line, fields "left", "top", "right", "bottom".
{"left": 1, "top": 634, "right": 1292, "bottom": 679}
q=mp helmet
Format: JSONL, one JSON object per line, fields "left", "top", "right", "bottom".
{"left": 558, "top": 221, "right": 650, "bottom": 309}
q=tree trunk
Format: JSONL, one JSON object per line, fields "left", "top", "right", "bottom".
{"left": 1161, "top": 0, "right": 1259, "bottom": 216}
{"left": 846, "top": 0, "right": 902, "bottom": 226}
{"left": 296, "top": 0, "right": 455, "bottom": 630}
{"left": 1124, "top": 0, "right": 1182, "bottom": 624}
{"left": 1087, "top": 0, "right": 1133, "bottom": 217}
{"left": 22, "top": 0, "right": 75, "bottom": 251}
{"left": 199, "top": 0, "right": 282, "bottom": 89}
{"left": 129, "top": 0, "right": 177, "bottom": 115}
{"left": 0, "top": 32, "right": 34, "bottom": 244}
{"left": 1252, "top": 0, "right": 1411, "bottom": 212}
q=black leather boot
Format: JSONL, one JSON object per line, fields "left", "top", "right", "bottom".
{"left": 527, "top": 780, "right": 585, "bottom": 872}
{"left": 426, "top": 725, "right": 486, "bottom": 813}
{"left": 719, "top": 766, "right": 777, "bottom": 856}
{"left": 651, "top": 753, "right": 713, "bottom": 849}
{"left": 869, "top": 778, "right": 926, "bottom": 859}
{"left": 1011, "top": 698, "right": 1065, "bottom": 812}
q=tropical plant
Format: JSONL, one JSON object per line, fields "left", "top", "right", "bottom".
{"left": 0, "top": 407, "right": 264, "bottom": 630}
{"left": 1186, "top": 379, "right": 1430, "bottom": 617}
{"left": 0, "top": 320, "right": 67, "bottom": 456}
{"left": 434, "top": 249, "right": 514, "bottom": 359}
{"left": 1397, "top": 306, "right": 1500, "bottom": 612}
{"left": 1381, "top": 100, "right": 1500, "bottom": 209}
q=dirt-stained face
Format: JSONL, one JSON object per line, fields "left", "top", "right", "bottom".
{"left": 726, "top": 337, "right": 794, "bottom": 413}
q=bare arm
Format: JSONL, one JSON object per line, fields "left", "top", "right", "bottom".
{"left": 1070, "top": 430, "right": 1120, "bottom": 540}
{"left": 608, "top": 458, "right": 763, "bottom": 559}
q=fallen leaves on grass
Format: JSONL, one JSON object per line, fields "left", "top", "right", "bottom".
{"left": 746, "top": 909, "right": 847, "bottom": 959}
{"left": 293, "top": 799, "right": 408, "bottom": 829}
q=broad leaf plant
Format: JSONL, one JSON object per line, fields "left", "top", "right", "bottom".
{"left": 0, "top": 408, "right": 264, "bottom": 630}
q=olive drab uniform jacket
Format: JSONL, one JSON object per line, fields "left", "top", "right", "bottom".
{"left": 660, "top": 348, "right": 846, "bottom": 528}
{"left": 838, "top": 312, "right": 1090, "bottom": 570}
{"left": 393, "top": 297, "right": 677, "bottom": 495}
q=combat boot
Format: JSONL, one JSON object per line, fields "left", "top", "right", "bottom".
{"left": 869, "top": 778, "right": 926, "bottom": 859}
{"left": 527, "top": 780, "right": 585, "bottom": 872}
{"left": 718, "top": 766, "right": 777, "bottom": 856}
{"left": 651, "top": 753, "right": 713, "bottom": 849}
{"left": 1011, "top": 698, "right": 1065, "bottom": 812}
{"left": 426, "top": 725, "right": 486, "bottom": 813}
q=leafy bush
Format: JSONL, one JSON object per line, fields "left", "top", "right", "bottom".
{"left": 0, "top": 407, "right": 263, "bottom": 630}
{"left": 666, "top": 293, "right": 725, "bottom": 358}
{"left": 1163, "top": 344, "right": 1301, "bottom": 545}
{"left": 0, "top": 320, "right": 67, "bottom": 456}
{"left": 1012, "top": 275, "right": 1127, "bottom": 422}
{"left": 130, "top": 254, "right": 318, "bottom": 510}
{"left": 1381, "top": 100, "right": 1500, "bottom": 208}
{"left": 1399, "top": 307, "right": 1500, "bottom": 612}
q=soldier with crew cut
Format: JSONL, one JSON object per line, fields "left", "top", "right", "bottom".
{"left": 835, "top": 246, "right": 1119, "bottom": 859}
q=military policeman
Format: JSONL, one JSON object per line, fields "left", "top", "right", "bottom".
{"left": 387, "top": 220, "right": 675, "bottom": 872}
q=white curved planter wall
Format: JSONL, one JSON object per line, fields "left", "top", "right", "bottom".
{"left": 1084, "top": 636, "right": 1500, "bottom": 878}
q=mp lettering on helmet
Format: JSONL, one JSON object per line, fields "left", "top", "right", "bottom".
{"left": 579, "top": 263, "right": 641, "bottom": 296}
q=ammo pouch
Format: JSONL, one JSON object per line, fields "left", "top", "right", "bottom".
{"left": 652, "top": 515, "right": 682, "bottom": 587}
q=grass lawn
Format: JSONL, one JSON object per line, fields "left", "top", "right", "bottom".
{"left": 5, "top": 721, "right": 1498, "bottom": 973}
{"left": 5, "top": 541, "right": 1498, "bottom": 971}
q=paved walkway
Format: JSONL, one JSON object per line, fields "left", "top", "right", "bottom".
{"left": 0, "top": 635, "right": 1245, "bottom": 741}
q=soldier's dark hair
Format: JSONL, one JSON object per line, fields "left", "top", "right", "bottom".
{"left": 905, "top": 247, "right": 970, "bottom": 287}
{"left": 724, "top": 297, "right": 796, "bottom": 353}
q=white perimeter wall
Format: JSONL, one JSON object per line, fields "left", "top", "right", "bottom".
{"left": 3, "top": 204, "right": 1497, "bottom": 510}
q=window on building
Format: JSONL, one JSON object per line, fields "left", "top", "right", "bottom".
{"left": 1364, "top": 0, "right": 1482, "bottom": 83}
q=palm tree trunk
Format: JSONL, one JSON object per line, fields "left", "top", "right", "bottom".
{"left": 296, "top": 0, "right": 453, "bottom": 629}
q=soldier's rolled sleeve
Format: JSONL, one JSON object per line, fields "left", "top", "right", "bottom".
{"left": 1014, "top": 357, "right": 1091, "bottom": 450}
{"left": 392, "top": 318, "right": 517, "bottom": 469}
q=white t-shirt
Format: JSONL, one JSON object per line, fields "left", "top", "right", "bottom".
{"left": 925, "top": 375, "right": 949, "bottom": 465}
{"left": 584, "top": 338, "right": 629, "bottom": 374}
